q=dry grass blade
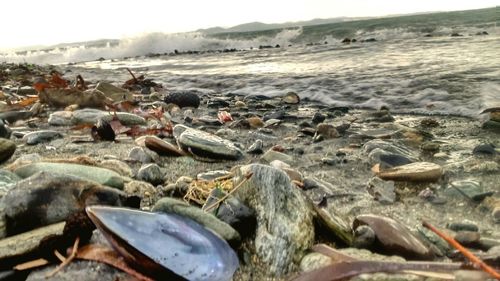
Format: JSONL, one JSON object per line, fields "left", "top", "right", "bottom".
{"left": 54, "top": 249, "right": 67, "bottom": 263}
{"left": 13, "top": 258, "right": 49, "bottom": 271}
{"left": 204, "top": 172, "right": 253, "bottom": 212}
{"left": 184, "top": 178, "right": 234, "bottom": 205}
{"left": 75, "top": 244, "right": 154, "bottom": 281}
{"left": 423, "top": 221, "right": 500, "bottom": 280}
{"left": 46, "top": 236, "right": 80, "bottom": 278}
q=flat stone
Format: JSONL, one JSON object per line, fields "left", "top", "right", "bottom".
{"left": 247, "top": 139, "right": 264, "bottom": 154}
{"left": 448, "top": 180, "right": 493, "bottom": 202}
{"left": 196, "top": 170, "right": 231, "bottom": 181}
{"left": 363, "top": 139, "right": 419, "bottom": 164}
{"left": 174, "top": 125, "right": 243, "bottom": 160}
{"left": 376, "top": 162, "right": 442, "bottom": 182}
{"left": 233, "top": 164, "right": 314, "bottom": 275}
{"left": 152, "top": 197, "right": 240, "bottom": 242}
{"left": 261, "top": 149, "right": 294, "bottom": 165}
{"left": 95, "top": 82, "right": 133, "bottom": 101}
{"left": 0, "top": 222, "right": 65, "bottom": 264}
{"left": 353, "top": 214, "right": 433, "bottom": 260}
{"left": 22, "top": 130, "right": 63, "bottom": 145}
{"left": 447, "top": 221, "right": 479, "bottom": 232}
{"left": 99, "top": 159, "right": 133, "bottom": 177}
{"left": 68, "top": 109, "right": 146, "bottom": 126}
{"left": 366, "top": 177, "right": 396, "bottom": 204}
{"left": 128, "top": 146, "right": 158, "bottom": 164}
{"left": 1, "top": 172, "right": 133, "bottom": 236}
{"left": 0, "top": 139, "right": 15, "bottom": 164}
{"left": 14, "top": 162, "right": 124, "bottom": 189}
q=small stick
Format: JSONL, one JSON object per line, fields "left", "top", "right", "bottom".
{"left": 14, "top": 258, "right": 49, "bottom": 271}
{"left": 126, "top": 68, "right": 138, "bottom": 83}
{"left": 46, "top": 237, "right": 80, "bottom": 278}
{"left": 423, "top": 221, "right": 500, "bottom": 280}
{"left": 204, "top": 172, "right": 253, "bottom": 213}
{"left": 54, "top": 249, "right": 67, "bottom": 263}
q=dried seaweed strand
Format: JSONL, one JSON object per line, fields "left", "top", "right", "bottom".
{"left": 423, "top": 221, "right": 500, "bottom": 280}
{"left": 13, "top": 258, "right": 49, "bottom": 271}
{"left": 54, "top": 249, "right": 67, "bottom": 263}
{"left": 204, "top": 172, "right": 253, "bottom": 212}
{"left": 46, "top": 236, "right": 80, "bottom": 278}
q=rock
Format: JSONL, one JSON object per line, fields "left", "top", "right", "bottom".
{"left": 0, "top": 170, "right": 21, "bottom": 198}
{"left": 363, "top": 139, "right": 418, "bottom": 165}
{"left": 247, "top": 139, "right": 264, "bottom": 154}
{"left": 378, "top": 154, "right": 413, "bottom": 169}
{"left": 454, "top": 231, "right": 480, "bottom": 246}
{"left": 99, "top": 159, "right": 133, "bottom": 177}
{"left": 366, "top": 177, "right": 396, "bottom": 204}
{"left": 235, "top": 101, "right": 246, "bottom": 107}
{"left": 152, "top": 197, "right": 240, "bottom": 242}
{"left": 1, "top": 172, "right": 134, "bottom": 236}
{"left": 174, "top": 125, "right": 243, "bottom": 160}
{"left": 316, "top": 123, "right": 338, "bottom": 139}
{"left": 312, "top": 112, "right": 326, "bottom": 124}
{"left": 0, "top": 222, "right": 65, "bottom": 266}
{"left": 22, "top": 130, "right": 63, "bottom": 145}
{"left": 313, "top": 205, "right": 354, "bottom": 245}
{"left": 233, "top": 164, "right": 314, "bottom": 275}
{"left": 353, "top": 214, "right": 434, "bottom": 260}
{"left": 261, "top": 149, "right": 294, "bottom": 165}
{"left": 14, "top": 162, "right": 124, "bottom": 189}
{"left": 124, "top": 180, "right": 155, "bottom": 198}
{"left": 282, "top": 92, "right": 300, "bottom": 104}
{"left": 353, "top": 225, "right": 376, "bottom": 248}
{"left": 196, "top": 170, "right": 231, "bottom": 181}
{"left": 95, "top": 82, "right": 133, "bottom": 101}
{"left": 136, "top": 163, "right": 164, "bottom": 185}
{"left": 47, "top": 111, "right": 74, "bottom": 126}
{"left": 361, "top": 109, "right": 394, "bottom": 122}
{"left": 128, "top": 146, "right": 158, "bottom": 164}
{"left": 72, "top": 109, "right": 146, "bottom": 126}
{"left": 39, "top": 88, "right": 109, "bottom": 108}
{"left": 447, "top": 221, "right": 479, "bottom": 232}
{"left": 247, "top": 117, "right": 264, "bottom": 128}
{"left": 144, "top": 136, "right": 185, "bottom": 156}
{"left": 473, "top": 143, "right": 496, "bottom": 156}
{"left": 451, "top": 33, "right": 463, "bottom": 37}
{"left": 164, "top": 91, "right": 200, "bottom": 108}
{"left": 376, "top": 162, "right": 443, "bottom": 182}
{"left": 0, "top": 120, "right": 11, "bottom": 139}
{"left": 203, "top": 189, "right": 256, "bottom": 238}
{"left": 300, "top": 252, "right": 334, "bottom": 272}
{"left": 0, "top": 111, "right": 32, "bottom": 124}
{"left": 0, "top": 139, "right": 15, "bottom": 164}
{"left": 448, "top": 180, "right": 493, "bottom": 202}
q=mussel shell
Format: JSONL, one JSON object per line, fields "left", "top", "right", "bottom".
{"left": 86, "top": 206, "right": 239, "bottom": 281}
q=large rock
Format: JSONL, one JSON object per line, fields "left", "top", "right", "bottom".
{"left": 233, "top": 164, "right": 314, "bottom": 275}
{"left": 152, "top": 197, "right": 240, "bottom": 242}
{"left": 164, "top": 91, "right": 200, "bottom": 108}
{"left": 174, "top": 125, "right": 243, "bottom": 160}
{"left": 1, "top": 172, "right": 135, "bottom": 236}
{"left": 49, "top": 109, "right": 146, "bottom": 126}
{"left": 14, "top": 162, "right": 124, "bottom": 189}
{"left": 0, "top": 139, "right": 15, "bottom": 164}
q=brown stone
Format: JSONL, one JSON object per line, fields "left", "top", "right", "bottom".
{"left": 377, "top": 162, "right": 442, "bottom": 182}
{"left": 144, "top": 136, "right": 185, "bottom": 157}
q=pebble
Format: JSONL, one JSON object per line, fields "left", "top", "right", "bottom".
{"left": 261, "top": 149, "right": 294, "bottom": 165}
{"left": 196, "top": 170, "right": 231, "bottom": 181}
{"left": 246, "top": 117, "right": 264, "bottom": 128}
{"left": 376, "top": 162, "right": 443, "bottom": 182}
{"left": 454, "top": 231, "right": 480, "bottom": 246}
{"left": 447, "top": 221, "right": 479, "bottom": 232}
{"left": 0, "top": 120, "right": 11, "bottom": 139}
{"left": 311, "top": 112, "right": 326, "bottom": 124}
{"left": 316, "top": 123, "right": 338, "bottom": 139}
{"left": 0, "top": 139, "right": 16, "bottom": 164}
{"left": 247, "top": 139, "right": 264, "bottom": 154}
{"left": 136, "top": 163, "right": 164, "bottom": 185}
{"left": 163, "top": 90, "right": 201, "bottom": 108}
{"left": 472, "top": 143, "right": 496, "bottom": 156}
{"left": 448, "top": 180, "right": 493, "bottom": 202}
{"left": 22, "top": 130, "right": 63, "bottom": 145}
{"left": 366, "top": 177, "right": 396, "bottom": 204}
{"left": 281, "top": 92, "right": 300, "bottom": 104}
{"left": 14, "top": 162, "right": 124, "bottom": 189}
{"left": 128, "top": 146, "right": 158, "bottom": 164}
{"left": 95, "top": 81, "right": 134, "bottom": 101}
{"left": 175, "top": 125, "right": 243, "bottom": 160}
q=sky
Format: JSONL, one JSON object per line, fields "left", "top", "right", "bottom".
{"left": 0, "top": 0, "right": 498, "bottom": 49}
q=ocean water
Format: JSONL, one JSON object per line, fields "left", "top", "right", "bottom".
{"left": 2, "top": 7, "right": 499, "bottom": 117}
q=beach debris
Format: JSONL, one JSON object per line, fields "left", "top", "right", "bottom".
{"left": 218, "top": 110, "right": 233, "bottom": 123}
{"left": 122, "top": 68, "right": 162, "bottom": 92}
{"left": 144, "top": 136, "right": 185, "bottom": 156}
{"left": 86, "top": 205, "right": 239, "bottom": 280}
{"left": 423, "top": 221, "right": 500, "bottom": 280}
{"left": 282, "top": 92, "right": 300, "bottom": 104}
{"left": 292, "top": 244, "right": 462, "bottom": 281}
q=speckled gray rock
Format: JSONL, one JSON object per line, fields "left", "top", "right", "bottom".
{"left": 128, "top": 146, "right": 158, "bottom": 164}
{"left": 174, "top": 125, "right": 243, "bottom": 160}
{"left": 233, "top": 164, "right": 314, "bottom": 275}
{"left": 136, "top": 163, "right": 164, "bottom": 185}
{"left": 22, "top": 130, "right": 63, "bottom": 145}
{"left": 0, "top": 139, "right": 15, "bottom": 164}
{"left": 49, "top": 109, "right": 146, "bottom": 126}
{"left": 1, "top": 172, "right": 133, "bottom": 236}
{"left": 152, "top": 197, "right": 240, "bottom": 242}
{"left": 0, "top": 170, "right": 21, "bottom": 198}
{"left": 14, "top": 162, "right": 124, "bottom": 189}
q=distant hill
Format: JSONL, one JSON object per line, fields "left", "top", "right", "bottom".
{"left": 196, "top": 17, "right": 368, "bottom": 34}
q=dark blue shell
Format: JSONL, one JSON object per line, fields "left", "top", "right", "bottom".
{"left": 86, "top": 206, "right": 239, "bottom": 281}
